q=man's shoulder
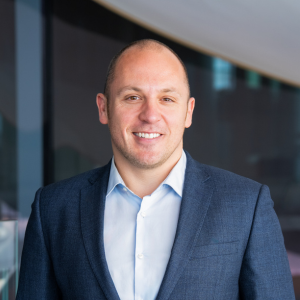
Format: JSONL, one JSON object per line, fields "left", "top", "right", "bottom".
{"left": 189, "top": 157, "right": 262, "bottom": 193}
{"left": 39, "top": 163, "right": 110, "bottom": 203}
{"left": 188, "top": 160, "right": 267, "bottom": 212}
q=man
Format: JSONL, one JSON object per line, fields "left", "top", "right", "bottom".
{"left": 17, "top": 39, "right": 295, "bottom": 299}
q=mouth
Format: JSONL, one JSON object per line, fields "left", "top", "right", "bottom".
{"left": 133, "top": 132, "right": 162, "bottom": 139}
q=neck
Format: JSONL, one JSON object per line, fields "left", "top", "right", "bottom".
{"left": 113, "top": 147, "right": 183, "bottom": 198}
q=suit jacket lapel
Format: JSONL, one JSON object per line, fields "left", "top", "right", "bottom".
{"left": 156, "top": 152, "right": 215, "bottom": 300}
{"left": 80, "top": 161, "right": 120, "bottom": 300}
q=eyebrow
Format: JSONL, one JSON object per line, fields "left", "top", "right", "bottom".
{"left": 160, "top": 88, "right": 181, "bottom": 96}
{"left": 116, "top": 86, "right": 142, "bottom": 97}
{"left": 116, "top": 86, "right": 181, "bottom": 97}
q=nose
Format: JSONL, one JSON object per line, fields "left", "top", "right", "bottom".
{"left": 138, "top": 99, "right": 161, "bottom": 124}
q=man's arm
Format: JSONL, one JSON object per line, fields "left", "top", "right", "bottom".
{"left": 16, "top": 188, "right": 62, "bottom": 300}
{"left": 239, "top": 185, "right": 295, "bottom": 299}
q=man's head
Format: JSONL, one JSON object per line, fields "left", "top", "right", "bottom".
{"left": 103, "top": 39, "right": 190, "bottom": 102}
{"left": 97, "top": 39, "right": 195, "bottom": 170}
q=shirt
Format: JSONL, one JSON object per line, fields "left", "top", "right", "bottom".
{"left": 103, "top": 151, "right": 187, "bottom": 300}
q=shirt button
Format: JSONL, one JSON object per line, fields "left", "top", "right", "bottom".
{"left": 141, "top": 211, "right": 146, "bottom": 218}
{"left": 123, "top": 187, "right": 127, "bottom": 192}
{"left": 137, "top": 253, "right": 144, "bottom": 259}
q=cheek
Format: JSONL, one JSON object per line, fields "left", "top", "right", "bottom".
{"left": 165, "top": 115, "right": 186, "bottom": 139}
{"left": 167, "top": 110, "right": 187, "bottom": 128}
{"left": 109, "top": 109, "right": 135, "bottom": 135}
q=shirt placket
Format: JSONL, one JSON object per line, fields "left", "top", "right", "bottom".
{"left": 134, "top": 193, "right": 153, "bottom": 300}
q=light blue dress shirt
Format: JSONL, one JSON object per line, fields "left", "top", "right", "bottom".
{"left": 103, "top": 151, "right": 187, "bottom": 300}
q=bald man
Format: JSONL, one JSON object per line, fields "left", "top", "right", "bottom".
{"left": 17, "top": 40, "right": 295, "bottom": 300}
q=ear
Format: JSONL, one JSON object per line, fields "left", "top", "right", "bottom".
{"left": 185, "top": 97, "right": 195, "bottom": 128}
{"left": 96, "top": 93, "right": 109, "bottom": 124}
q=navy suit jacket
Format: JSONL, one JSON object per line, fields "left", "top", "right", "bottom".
{"left": 17, "top": 152, "right": 295, "bottom": 299}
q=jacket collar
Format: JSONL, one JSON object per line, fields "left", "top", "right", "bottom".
{"left": 156, "top": 151, "right": 215, "bottom": 300}
{"left": 81, "top": 160, "right": 121, "bottom": 300}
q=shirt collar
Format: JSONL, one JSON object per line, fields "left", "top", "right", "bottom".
{"left": 162, "top": 150, "right": 186, "bottom": 197}
{"left": 106, "top": 150, "right": 187, "bottom": 197}
{"left": 106, "top": 157, "right": 125, "bottom": 197}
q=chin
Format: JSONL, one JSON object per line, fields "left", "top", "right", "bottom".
{"left": 128, "top": 152, "right": 167, "bottom": 169}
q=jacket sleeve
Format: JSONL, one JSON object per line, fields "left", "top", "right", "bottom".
{"left": 239, "top": 184, "right": 295, "bottom": 299}
{"left": 16, "top": 188, "right": 62, "bottom": 299}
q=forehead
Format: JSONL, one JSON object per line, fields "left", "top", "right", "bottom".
{"left": 112, "top": 46, "right": 188, "bottom": 90}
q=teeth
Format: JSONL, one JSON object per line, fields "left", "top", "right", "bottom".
{"left": 134, "top": 133, "right": 161, "bottom": 139}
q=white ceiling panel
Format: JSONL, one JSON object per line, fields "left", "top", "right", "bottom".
{"left": 93, "top": 0, "right": 300, "bottom": 87}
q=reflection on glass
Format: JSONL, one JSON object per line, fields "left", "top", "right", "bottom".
{"left": 0, "top": 115, "right": 3, "bottom": 137}
{"left": 54, "top": 146, "right": 94, "bottom": 182}
{"left": 213, "top": 57, "right": 234, "bottom": 90}
{"left": 0, "top": 114, "right": 17, "bottom": 217}
{"left": 246, "top": 70, "right": 261, "bottom": 89}
{"left": 271, "top": 79, "right": 280, "bottom": 96}
{"left": 0, "top": 220, "right": 18, "bottom": 299}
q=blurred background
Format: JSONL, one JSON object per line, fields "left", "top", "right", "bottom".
{"left": 1, "top": 0, "right": 300, "bottom": 298}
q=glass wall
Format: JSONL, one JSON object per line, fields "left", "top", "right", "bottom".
{"left": 0, "top": 0, "right": 43, "bottom": 219}
{"left": 0, "top": 0, "right": 17, "bottom": 221}
{"left": 0, "top": 1, "right": 18, "bottom": 297}
{"left": 1, "top": 0, "right": 300, "bottom": 297}
{"left": 0, "top": 0, "right": 43, "bottom": 296}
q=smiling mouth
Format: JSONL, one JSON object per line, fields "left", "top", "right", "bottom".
{"left": 133, "top": 132, "right": 162, "bottom": 139}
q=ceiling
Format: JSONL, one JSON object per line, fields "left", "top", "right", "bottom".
{"left": 93, "top": 0, "right": 300, "bottom": 87}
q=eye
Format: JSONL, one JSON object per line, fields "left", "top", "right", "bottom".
{"left": 126, "top": 96, "right": 140, "bottom": 101}
{"left": 162, "top": 97, "right": 173, "bottom": 102}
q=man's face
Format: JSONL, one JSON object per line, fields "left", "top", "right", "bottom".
{"left": 97, "top": 47, "right": 195, "bottom": 169}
